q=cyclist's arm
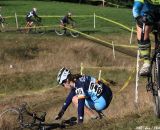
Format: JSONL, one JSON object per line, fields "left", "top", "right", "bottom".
{"left": 76, "top": 83, "right": 86, "bottom": 123}
{"left": 33, "top": 11, "right": 39, "bottom": 18}
{"left": 78, "top": 97, "right": 85, "bottom": 123}
{"left": 69, "top": 17, "right": 74, "bottom": 22}
{"left": 132, "top": 0, "right": 144, "bottom": 18}
{"left": 60, "top": 89, "right": 76, "bottom": 112}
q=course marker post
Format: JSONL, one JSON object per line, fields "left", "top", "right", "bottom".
{"left": 15, "top": 12, "right": 19, "bottom": 29}
{"left": 94, "top": 12, "right": 96, "bottom": 29}
{"left": 102, "top": 0, "right": 105, "bottom": 7}
{"left": 80, "top": 63, "right": 84, "bottom": 75}
{"left": 135, "top": 50, "right": 140, "bottom": 103}
{"left": 112, "top": 41, "right": 116, "bottom": 60}
{"left": 98, "top": 70, "right": 102, "bottom": 81}
{"left": 130, "top": 27, "right": 134, "bottom": 44}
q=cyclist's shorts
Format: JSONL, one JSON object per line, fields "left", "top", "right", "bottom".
{"left": 85, "top": 91, "right": 112, "bottom": 111}
{"left": 140, "top": 2, "right": 160, "bottom": 22}
{"left": 26, "top": 17, "right": 33, "bottom": 22}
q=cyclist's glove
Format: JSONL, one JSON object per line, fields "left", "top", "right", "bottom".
{"left": 55, "top": 109, "right": 65, "bottom": 120}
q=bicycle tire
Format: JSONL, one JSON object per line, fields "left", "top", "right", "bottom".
{"left": 55, "top": 25, "right": 65, "bottom": 36}
{"left": 152, "top": 55, "right": 160, "bottom": 118}
{"left": 68, "top": 22, "right": 79, "bottom": 38}
{"left": 70, "top": 30, "right": 79, "bottom": 38}
{"left": 18, "top": 25, "right": 31, "bottom": 34}
{"left": 0, "top": 108, "right": 21, "bottom": 130}
{"left": 35, "top": 26, "right": 46, "bottom": 34}
{"left": 0, "top": 23, "right": 8, "bottom": 32}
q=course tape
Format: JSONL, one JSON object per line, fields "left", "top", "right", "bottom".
{"left": 108, "top": 2, "right": 125, "bottom": 8}
{"left": 4, "top": 14, "right": 138, "bottom": 49}
{"left": 0, "top": 93, "right": 6, "bottom": 96}
{"left": 96, "top": 15, "right": 136, "bottom": 33}
{"left": 118, "top": 68, "right": 135, "bottom": 93}
{"left": 4, "top": 14, "right": 136, "bottom": 33}
{"left": 16, "top": 15, "right": 93, "bottom": 18}
{"left": 101, "top": 68, "right": 135, "bottom": 93}
{"left": 65, "top": 25, "right": 138, "bottom": 49}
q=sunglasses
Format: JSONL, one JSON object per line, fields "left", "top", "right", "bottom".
{"left": 61, "top": 79, "right": 67, "bottom": 87}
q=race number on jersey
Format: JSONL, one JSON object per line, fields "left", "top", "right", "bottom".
{"left": 88, "top": 80, "right": 103, "bottom": 97}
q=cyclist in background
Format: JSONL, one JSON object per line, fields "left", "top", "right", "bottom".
{"left": 60, "top": 12, "right": 75, "bottom": 27}
{"left": 55, "top": 67, "right": 112, "bottom": 124}
{"left": 25, "top": 8, "right": 41, "bottom": 27}
{"left": 0, "top": 6, "right": 3, "bottom": 23}
{"left": 132, "top": 0, "right": 160, "bottom": 76}
{"left": 0, "top": 6, "right": 5, "bottom": 30}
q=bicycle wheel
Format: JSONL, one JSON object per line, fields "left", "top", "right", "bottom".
{"left": 55, "top": 25, "right": 65, "bottom": 36}
{"left": 0, "top": 22, "right": 8, "bottom": 32}
{"left": 70, "top": 30, "right": 79, "bottom": 38}
{"left": 35, "top": 25, "right": 46, "bottom": 34}
{"left": 18, "top": 25, "right": 31, "bottom": 34}
{"left": 69, "top": 23, "right": 79, "bottom": 38}
{"left": 0, "top": 108, "right": 21, "bottom": 130}
{"left": 152, "top": 55, "right": 160, "bottom": 118}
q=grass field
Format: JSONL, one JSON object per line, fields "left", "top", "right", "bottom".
{"left": 0, "top": 1, "right": 159, "bottom": 130}
{"left": 1, "top": 1, "right": 135, "bottom": 34}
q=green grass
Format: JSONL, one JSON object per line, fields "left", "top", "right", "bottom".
{"left": 0, "top": 68, "right": 131, "bottom": 94}
{"left": 0, "top": 70, "right": 57, "bottom": 94}
{"left": 0, "top": 1, "right": 134, "bottom": 34}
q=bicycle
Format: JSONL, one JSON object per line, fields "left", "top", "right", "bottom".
{"left": 55, "top": 22, "right": 79, "bottom": 38}
{"left": 19, "top": 17, "right": 46, "bottom": 34}
{"left": 142, "top": 19, "right": 160, "bottom": 118}
{"left": 0, "top": 103, "right": 77, "bottom": 130}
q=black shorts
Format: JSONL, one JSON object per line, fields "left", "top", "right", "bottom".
{"left": 26, "top": 17, "right": 33, "bottom": 22}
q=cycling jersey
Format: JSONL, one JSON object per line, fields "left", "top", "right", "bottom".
{"left": 26, "top": 11, "right": 38, "bottom": 22}
{"left": 133, "top": 0, "right": 160, "bottom": 20}
{"left": 60, "top": 75, "right": 112, "bottom": 123}
{"left": 61, "top": 15, "right": 73, "bottom": 24}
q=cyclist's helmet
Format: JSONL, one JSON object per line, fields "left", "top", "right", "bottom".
{"left": 67, "top": 12, "right": 72, "bottom": 17}
{"left": 57, "top": 67, "right": 71, "bottom": 85}
{"left": 33, "top": 8, "right": 37, "bottom": 12}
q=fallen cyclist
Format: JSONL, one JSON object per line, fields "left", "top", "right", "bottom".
{"left": 55, "top": 67, "right": 113, "bottom": 124}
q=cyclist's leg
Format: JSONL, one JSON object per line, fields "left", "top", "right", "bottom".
{"left": 72, "top": 96, "right": 97, "bottom": 119}
{"left": 137, "top": 3, "right": 153, "bottom": 76}
{"left": 137, "top": 25, "right": 152, "bottom": 75}
{"left": 85, "top": 97, "right": 107, "bottom": 119}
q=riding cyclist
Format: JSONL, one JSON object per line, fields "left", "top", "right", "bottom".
{"left": 0, "top": 6, "right": 4, "bottom": 23}
{"left": 26, "top": 8, "right": 41, "bottom": 27}
{"left": 55, "top": 67, "right": 112, "bottom": 123}
{"left": 132, "top": 0, "right": 160, "bottom": 76}
{"left": 0, "top": 6, "right": 5, "bottom": 31}
{"left": 60, "top": 12, "right": 75, "bottom": 28}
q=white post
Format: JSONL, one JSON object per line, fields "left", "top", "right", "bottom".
{"left": 98, "top": 70, "right": 102, "bottom": 81}
{"left": 135, "top": 50, "right": 140, "bottom": 103}
{"left": 102, "top": 0, "right": 105, "bottom": 7}
{"left": 130, "top": 27, "right": 134, "bottom": 44}
{"left": 112, "top": 41, "right": 116, "bottom": 60}
{"left": 80, "top": 62, "right": 84, "bottom": 75}
{"left": 15, "top": 12, "right": 19, "bottom": 29}
{"left": 94, "top": 12, "right": 96, "bottom": 29}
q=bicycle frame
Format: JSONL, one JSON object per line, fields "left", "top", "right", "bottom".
{"left": 147, "top": 22, "right": 160, "bottom": 93}
{"left": 0, "top": 103, "right": 77, "bottom": 130}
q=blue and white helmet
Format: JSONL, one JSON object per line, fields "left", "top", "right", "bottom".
{"left": 57, "top": 67, "right": 71, "bottom": 85}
